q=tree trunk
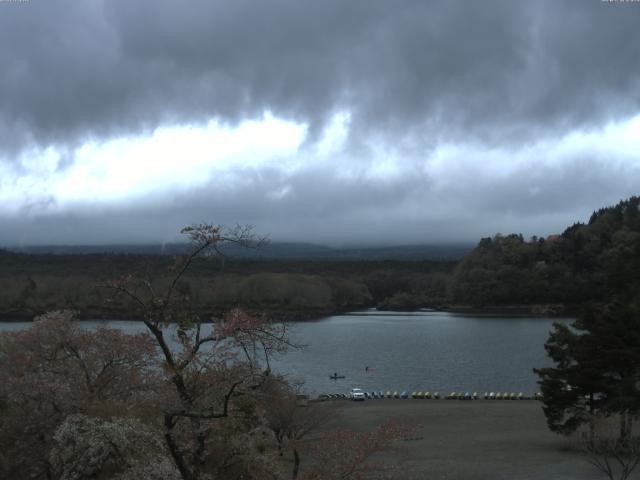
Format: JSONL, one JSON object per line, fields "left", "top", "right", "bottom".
{"left": 292, "top": 448, "right": 300, "bottom": 480}
{"left": 165, "top": 414, "right": 193, "bottom": 480}
{"left": 620, "top": 411, "right": 629, "bottom": 443}
{"left": 589, "top": 393, "right": 595, "bottom": 445}
{"left": 276, "top": 433, "right": 284, "bottom": 456}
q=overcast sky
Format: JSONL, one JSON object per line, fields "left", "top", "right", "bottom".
{"left": 1, "top": 0, "right": 639, "bottom": 246}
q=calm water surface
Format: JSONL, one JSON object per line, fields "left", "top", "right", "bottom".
{"left": 0, "top": 310, "right": 570, "bottom": 396}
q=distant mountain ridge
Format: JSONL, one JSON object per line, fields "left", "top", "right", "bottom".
{"left": 6, "top": 242, "right": 473, "bottom": 261}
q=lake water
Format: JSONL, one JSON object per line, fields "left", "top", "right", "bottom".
{"left": 0, "top": 310, "right": 570, "bottom": 397}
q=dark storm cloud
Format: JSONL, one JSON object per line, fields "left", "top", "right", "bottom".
{"left": 1, "top": 0, "right": 639, "bottom": 158}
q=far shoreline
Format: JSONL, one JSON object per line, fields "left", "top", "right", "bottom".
{"left": 435, "top": 303, "right": 577, "bottom": 317}
{"left": 0, "top": 303, "right": 577, "bottom": 323}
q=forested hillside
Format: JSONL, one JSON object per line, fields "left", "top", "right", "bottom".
{"left": 0, "top": 249, "right": 454, "bottom": 320}
{"left": 2, "top": 196, "right": 638, "bottom": 319}
{"left": 449, "top": 196, "right": 640, "bottom": 310}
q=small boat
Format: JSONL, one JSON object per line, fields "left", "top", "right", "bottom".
{"left": 329, "top": 374, "right": 346, "bottom": 380}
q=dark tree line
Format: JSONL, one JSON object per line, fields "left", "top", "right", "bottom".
{"left": 531, "top": 197, "right": 640, "bottom": 479}
{"left": 450, "top": 196, "right": 640, "bottom": 309}
{"left": 2, "top": 196, "right": 639, "bottom": 316}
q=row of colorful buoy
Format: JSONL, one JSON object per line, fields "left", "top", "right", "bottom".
{"left": 319, "top": 391, "right": 543, "bottom": 400}
{"left": 321, "top": 393, "right": 349, "bottom": 399}
{"left": 446, "top": 392, "right": 479, "bottom": 400}
{"left": 484, "top": 392, "right": 521, "bottom": 400}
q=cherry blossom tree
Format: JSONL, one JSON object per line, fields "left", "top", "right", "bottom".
{"left": 0, "top": 224, "right": 416, "bottom": 480}
{"left": 303, "top": 420, "right": 418, "bottom": 480}
{"left": 263, "top": 385, "right": 310, "bottom": 456}
{"left": 260, "top": 379, "right": 330, "bottom": 479}
{"left": 105, "top": 224, "right": 292, "bottom": 480}
{"left": 579, "top": 416, "right": 640, "bottom": 480}
{"left": 0, "top": 310, "right": 158, "bottom": 479}
{"left": 51, "top": 414, "right": 181, "bottom": 480}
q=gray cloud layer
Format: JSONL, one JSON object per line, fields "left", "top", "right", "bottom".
{"left": 1, "top": 0, "right": 639, "bottom": 245}
{"left": 2, "top": 0, "right": 639, "bottom": 154}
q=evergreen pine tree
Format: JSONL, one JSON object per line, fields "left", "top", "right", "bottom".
{"left": 535, "top": 293, "right": 640, "bottom": 439}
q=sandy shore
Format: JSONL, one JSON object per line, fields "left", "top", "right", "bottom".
{"left": 320, "top": 399, "right": 605, "bottom": 480}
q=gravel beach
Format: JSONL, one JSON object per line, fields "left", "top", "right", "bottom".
{"left": 321, "top": 399, "right": 608, "bottom": 480}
